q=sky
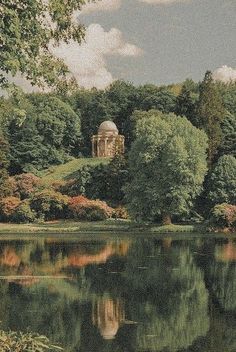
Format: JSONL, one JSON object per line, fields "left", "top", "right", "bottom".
{"left": 8, "top": 0, "right": 236, "bottom": 90}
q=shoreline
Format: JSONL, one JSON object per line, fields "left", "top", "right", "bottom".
{"left": 0, "top": 220, "right": 232, "bottom": 235}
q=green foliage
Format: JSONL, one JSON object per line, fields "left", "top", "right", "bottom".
{"left": 0, "top": 330, "right": 63, "bottom": 352}
{"left": 3, "top": 93, "right": 81, "bottom": 173}
{"left": 197, "top": 71, "right": 226, "bottom": 164}
{"left": 219, "top": 112, "right": 236, "bottom": 157}
{"left": 1, "top": 0, "right": 85, "bottom": 88}
{"left": 0, "top": 134, "right": 10, "bottom": 198}
{"left": 126, "top": 110, "right": 208, "bottom": 223}
{"left": 209, "top": 203, "right": 236, "bottom": 229}
{"left": 11, "top": 199, "right": 36, "bottom": 223}
{"left": 207, "top": 155, "right": 236, "bottom": 206}
{"left": 175, "top": 84, "right": 197, "bottom": 124}
{"left": 30, "top": 190, "right": 69, "bottom": 221}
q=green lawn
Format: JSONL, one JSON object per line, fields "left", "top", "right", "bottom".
{"left": 0, "top": 220, "right": 207, "bottom": 234}
{"left": 41, "top": 157, "right": 109, "bottom": 183}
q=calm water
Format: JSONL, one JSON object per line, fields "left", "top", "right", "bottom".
{"left": 0, "top": 234, "right": 235, "bottom": 352}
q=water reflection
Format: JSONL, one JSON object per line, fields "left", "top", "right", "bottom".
{"left": 0, "top": 236, "right": 235, "bottom": 351}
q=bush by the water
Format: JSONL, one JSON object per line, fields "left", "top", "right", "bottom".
{"left": 0, "top": 196, "right": 21, "bottom": 222}
{"left": 68, "top": 196, "right": 113, "bottom": 221}
{"left": 0, "top": 330, "right": 62, "bottom": 352}
{"left": 12, "top": 173, "right": 41, "bottom": 200}
{"left": 11, "top": 200, "right": 36, "bottom": 223}
{"left": 30, "top": 190, "right": 69, "bottom": 221}
{"left": 209, "top": 203, "right": 236, "bottom": 230}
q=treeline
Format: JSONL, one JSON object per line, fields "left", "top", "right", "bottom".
{"left": 0, "top": 72, "right": 236, "bottom": 226}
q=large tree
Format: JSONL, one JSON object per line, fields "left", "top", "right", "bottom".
{"left": 207, "top": 155, "right": 236, "bottom": 206}
{"left": 125, "top": 110, "right": 208, "bottom": 224}
{"left": 197, "top": 71, "right": 226, "bottom": 165}
{"left": 0, "top": 134, "right": 10, "bottom": 198}
{"left": 1, "top": 0, "right": 85, "bottom": 88}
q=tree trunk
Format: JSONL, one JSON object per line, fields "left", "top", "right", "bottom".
{"left": 162, "top": 212, "right": 172, "bottom": 225}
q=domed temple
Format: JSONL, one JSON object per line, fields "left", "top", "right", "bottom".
{"left": 91, "top": 121, "right": 125, "bottom": 157}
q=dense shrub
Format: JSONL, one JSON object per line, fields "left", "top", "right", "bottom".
{"left": 0, "top": 330, "right": 62, "bottom": 352}
{"left": 113, "top": 206, "right": 129, "bottom": 219}
{"left": 30, "top": 190, "right": 69, "bottom": 221}
{"left": 11, "top": 200, "right": 36, "bottom": 223}
{"left": 0, "top": 197, "right": 21, "bottom": 222}
{"left": 13, "top": 173, "right": 41, "bottom": 199}
{"left": 68, "top": 196, "right": 113, "bottom": 221}
{"left": 209, "top": 203, "right": 236, "bottom": 229}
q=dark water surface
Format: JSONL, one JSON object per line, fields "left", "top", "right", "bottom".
{"left": 0, "top": 233, "right": 236, "bottom": 352}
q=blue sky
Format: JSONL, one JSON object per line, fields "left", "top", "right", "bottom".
{"left": 78, "top": 0, "right": 236, "bottom": 87}
{"left": 7, "top": 0, "right": 236, "bottom": 91}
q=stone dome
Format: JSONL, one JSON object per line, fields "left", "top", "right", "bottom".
{"left": 98, "top": 121, "right": 118, "bottom": 135}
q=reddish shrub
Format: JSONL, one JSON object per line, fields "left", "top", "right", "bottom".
{"left": 0, "top": 197, "right": 21, "bottom": 221}
{"left": 13, "top": 173, "right": 41, "bottom": 199}
{"left": 113, "top": 206, "right": 129, "bottom": 219}
{"left": 68, "top": 196, "right": 113, "bottom": 221}
{"left": 210, "top": 203, "right": 236, "bottom": 229}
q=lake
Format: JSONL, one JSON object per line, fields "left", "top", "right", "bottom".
{"left": 0, "top": 233, "right": 235, "bottom": 352}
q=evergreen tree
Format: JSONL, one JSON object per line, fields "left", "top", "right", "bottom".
{"left": 197, "top": 71, "right": 226, "bottom": 165}
{"left": 175, "top": 84, "right": 197, "bottom": 124}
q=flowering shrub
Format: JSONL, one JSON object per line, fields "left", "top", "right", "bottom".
{"left": 113, "top": 206, "right": 129, "bottom": 219}
{"left": 0, "top": 197, "right": 21, "bottom": 222}
{"left": 68, "top": 196, "right": 114, "bottom": 221}
{"left": 13, "top": 173, "right": 41, "bottom": 199}
{"left": 30, "top": 190, "right": 69, "bottom": 220}
{"left": 210, "top": 203, "right": 236, "bottom": 229}
{"left": 11, "top": 200, "right": 36, "bottom": 223}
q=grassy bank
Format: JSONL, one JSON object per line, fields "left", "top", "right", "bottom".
{"left": 40, "top": 157, "right": 109, "bottom": 184}
{"left": 0, "top": 220, "right": 206, "bottom": 234}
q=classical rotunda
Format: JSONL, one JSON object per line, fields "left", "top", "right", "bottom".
{"left": 91, "top": 121, "right": 125, "bottom": 158}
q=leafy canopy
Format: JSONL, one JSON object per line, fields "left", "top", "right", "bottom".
{"left": 125, "top": 110, "right": 208, "bottom": 223}
{"left": 1, "top": 0, "right": 85, "bottom": 88}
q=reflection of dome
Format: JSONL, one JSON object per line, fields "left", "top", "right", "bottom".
{"left": 98, "top": 121, "right": 118, "bottom": 135}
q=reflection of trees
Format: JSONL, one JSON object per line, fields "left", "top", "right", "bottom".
{"left": 0, "top": 279, "right": 83, "bottom": 352}
{"left": 203, "top": 242, "right": 236, "bottom": 313}
{"left": 122, "top": 240, "right": 209, "bottom": 352}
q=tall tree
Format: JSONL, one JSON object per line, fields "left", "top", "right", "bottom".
{"left": 207, "top": 155, "right": 236, "bottom": 206}
{"left": 197, "top": 71, "right": 226, "bottom": 165}
{"left": 175, "top": 84, "right": 197, "bottom": 124}
{"left": 0, "top": 134, "right": 10, "bottom": 198}
{"left": 125, "top": 110, "right": 208, "bottom": 224}
{"left": 1, "top": 0, "right": 85, "bottom": 88}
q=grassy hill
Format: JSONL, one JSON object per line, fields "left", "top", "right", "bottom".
{"left": 41, "top": 157, "right": 109, "bottom": 184}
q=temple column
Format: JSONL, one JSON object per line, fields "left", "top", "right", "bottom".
{"left": 104, "top": 137, "right": 108, "bottom": 156}
{"left": 92, "top": 137, "right": 95, "bottom": 157}
{"left": 97, "top": 137, "right": 100, "bottom": 157}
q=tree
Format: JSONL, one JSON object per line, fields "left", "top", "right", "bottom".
{"left": 197, "top": 71, "right": 226, "bottom": 164}
{"left": 1, "top": 0, "right": 85, "bottom": 88}
{"left": 0, "top": 134, "right": 10, "bottom": 198}
{"left": 207, "top": 155, "right": 236, "bottom": 206}
{"left": 105, "top": 80, "right": 139, "bottom": 148}
{"left": 125, "top": 110, "right": 208, "bottom": 224}
{"left": 175, "top": 84, "right": 197, "bottom": 124}
{"left": 219, "top": 112, "right": 236, "bottom": 157}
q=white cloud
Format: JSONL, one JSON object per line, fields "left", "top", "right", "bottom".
{"left": 212, "top": 65, "right": 236, "bottom": 83}
{"left": 81, "top": 0, "right": 121, "bottom": 14}
{"left": 51, "top": 23, "right": 142, "bottom": 89}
